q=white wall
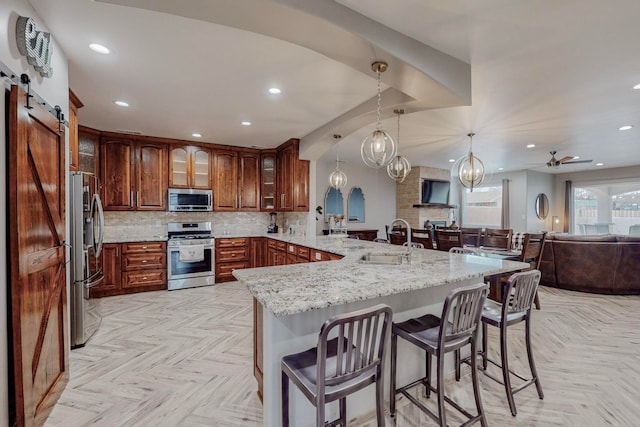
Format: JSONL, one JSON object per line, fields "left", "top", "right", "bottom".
{"left": 1, "top": 2, "right": 70, "bottom": 423}
{"left": 315, "top": 159, "right": 397, "bottom": 238}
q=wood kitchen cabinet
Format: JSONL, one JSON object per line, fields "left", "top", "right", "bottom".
{"left": 260, "top": 152, "right": 277, "bottom": 211}
{"left": 251, "top": 237, "right": 267, "bottom": 268}
{"left": 215, "top": 237, "right": 250, "bottom": 282}
{"left": 100, "top": 135, "right": 167, "bottom": 211}
{"left": 276, "top": 139, "right": 309, "bottom": 212}
{"left": 169, "top": 145, "right": 211, "bottom": 189}
{"left": 78, "top": 126, "right": 100, "bottom": 174}
{"left": 68, "top": 89, "right": 83, "bottom": 172}
{"left": 213, "top": 150, "right": 261, "bottom": 211}
{"left": 91, "top": 241, "right": 167, "bottom": 298}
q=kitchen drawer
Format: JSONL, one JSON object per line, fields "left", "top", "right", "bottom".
{"left": 276, "top": 241, "right": 286, "bottom": 251}
{"left": 310, "top": 249, "right": 343, "bottom": 262}
{"left": 216, "top": 260, "right": 250, "bottom": 282}
{"left": 122, "top": 252, "right": 166, "bottom": 270}
{"left": 267, "top": 239, "right": 277, "bottom": 250}
{"left": 296, "top": 245, "right": 310, "bottom": 260}
{"left": 217, "top": 237, "right": 250, "bottom": 248}
{"left": 217, "top": 246, "right": 249, "bottom": 262}
{"left": 121, "top": 241, "right": 166, "bottom": 253}
{"left": 122, "top": 269, "right": 166, "bottom": 288}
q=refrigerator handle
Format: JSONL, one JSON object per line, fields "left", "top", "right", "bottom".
{"left": 93, "top": 193, "right": 105, "bottom": 258}
{"left": 83, "top": 271, "right": 104, "bottom": 289}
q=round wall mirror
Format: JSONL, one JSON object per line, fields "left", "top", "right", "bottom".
{"left": 535, "top": 193, "right": 549, "bottom": 219}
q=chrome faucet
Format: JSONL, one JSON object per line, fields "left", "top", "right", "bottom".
{"left": 391, "top": 218, "right": 413, "bottom": 262}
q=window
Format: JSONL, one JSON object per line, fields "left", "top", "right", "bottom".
{"left": 573, "top": 183, "right": 640, "bottom": 235}
{"left": 462, "top": 184, "right": 502, "bottom": 228}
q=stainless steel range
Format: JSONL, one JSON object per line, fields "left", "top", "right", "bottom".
{"left": 167, "top": 221, "right": 215, "bottom": 290}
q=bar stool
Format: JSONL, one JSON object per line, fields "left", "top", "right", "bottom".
{"left": 373, "top": 238, "right": 390, "bottom": 243}
{"left": 449, "top": 247, "right": 477, "bottom": 255}
{"left": 459, "top": 270, "right": 544, "bottom": 416}
{"left": 281, "top": 304, "right": 393, "bottom": 427}
{"left": 403, "top": 242, "right": 424, "bottom": 249}
{"left": 390, "top": 283, "right": 488, "bottom": 427}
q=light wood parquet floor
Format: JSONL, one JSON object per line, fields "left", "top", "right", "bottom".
{"left": 44, "top": 283, "right": 640, "bottom": 427}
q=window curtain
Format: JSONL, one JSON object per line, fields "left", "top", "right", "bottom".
{"left": 563, "top": 180, "right": 572, "bottom": 233}
{"left": 501, "top": 179, "right": 510, "bottom": 229}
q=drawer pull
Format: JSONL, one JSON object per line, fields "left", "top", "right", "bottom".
{"left": 142, "top": 260, "right": 148, "bottom": 263}
{"left": 142, "top": 276, "right": 148, "bottom": 280}
{"left": 142, "top": 246, "right": 148, "bottom": 249}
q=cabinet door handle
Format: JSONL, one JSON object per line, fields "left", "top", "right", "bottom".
{"left": 142, "top": 276, "right": 148, "bottom": 280}
{"left": 130, "top": 191, "right": 134, "bottom": 206}
{"left": 281, "top": 194, "right": 284, "bottom": 206}
{"left": 137, "top": 191, "right": 140, "bottom": 206}
{"left": 116, "top": 247, "right": 119, "bottom": 256}
{"left": 142, "top": 246, "right": 148, "bottom": 249}
{"left": 142, "top": 259, "right": 148, "bottom": 263}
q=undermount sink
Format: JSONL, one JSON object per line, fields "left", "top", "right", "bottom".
{"left": 358, "top": 252, "right": 404, "bottom": 265}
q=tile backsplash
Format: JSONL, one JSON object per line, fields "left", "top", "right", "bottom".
{"left": 104, "top": 211, "right": 310, "bottom": 241}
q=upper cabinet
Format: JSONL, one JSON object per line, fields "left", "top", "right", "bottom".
{"left": 100, "top": 135, "right": 167, "bottom": 211}
{"left": 213, "top": 149, "right": 261, "bottom": 211}
{"left": 260, "top": 151, "right": 277, "bottom": 211}
{"left": 169, "top": 145, "right": 211, "bottom": 189}
{"left": 277, "top": 139, "right": 309, "bottom": 212}
{"left": 78, "top": 125, "right": 100, "bottom": 174}
{"left": 68, "top": 90, "right": 83, "bottom": 172}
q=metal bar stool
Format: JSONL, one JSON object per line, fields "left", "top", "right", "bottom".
{"left": 390, "top": 283, "right": 488, "bottom": 427}
{"left": 281, "top": 304, "right": 393, "bottom": 427}
{"left": 449, "top": 247, "right": 477, "bottom": 255}
{"left": 459, "top": 270, "right": 544, "bottom": 416}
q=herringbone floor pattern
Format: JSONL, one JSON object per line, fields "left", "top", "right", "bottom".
{"left": 44, "top": 283, "right": 640, "bottom": 426}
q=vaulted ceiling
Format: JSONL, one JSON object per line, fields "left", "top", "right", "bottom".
{"left": 30, "top": 0, "right": 640, "bottom": 174}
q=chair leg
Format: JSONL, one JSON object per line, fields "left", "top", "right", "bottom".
{"left": 339, "top": 397, "right": 347, "bottom": 427}
{"left": 390, "top": 332, "right": 397, "bottom": 417}
{"left": 526, "top": 317, "right": 544, "bottom": 400}
{"left": 455, "top": 349, "right": 461, "bottom": 381}
{"left": 470, "top": 339, "right": 488, "bottom": 427}
{"left": 436, "top": 352, "right": 447, "bottom": 427}
{"left": 316, "top": 396, "right": 325, "bottom": 427}
{"left": 376, "top": 369, "right": 386, "bottom": 427}
{"left": 282, "top": 371, "right": 289, "bottom": 427}
{"left": 425, "top": 350, "right": 432, "bottom": 398}
{"left": 500, "top": 324, "right": 517, "bottom": 416}
{"left": 534, "top": 290, "right": 541, "bottom": 310}
{"left": 482, "top": 322, "right": 488, "bottom": 370}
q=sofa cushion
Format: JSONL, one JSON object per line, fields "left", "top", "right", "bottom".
{"left": 553, "top": 234, "right": 618, "bottom": 242}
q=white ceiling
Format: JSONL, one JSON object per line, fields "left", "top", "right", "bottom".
{"left": 29, "top": 0, "right": 640, "bottom": 174}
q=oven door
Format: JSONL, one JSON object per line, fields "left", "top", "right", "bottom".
{"left": 168, "top": 241, "right": 214, "bottom": 280}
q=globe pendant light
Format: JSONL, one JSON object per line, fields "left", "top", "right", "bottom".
{"left": 387, "top": 109, "right": 412, "bottom": 182}
{"left": 361, "top": 61, "right": 397, "bottom": 168}
{"left": 328, "top": 134, "right": 347, "bottom": 190}
{"left": 457, "top": 132, "right": 485, "bottom": 192}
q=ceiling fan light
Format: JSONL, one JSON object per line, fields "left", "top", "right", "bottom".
{"left": 387, "top": 155, "right": 411, "bottom": 183}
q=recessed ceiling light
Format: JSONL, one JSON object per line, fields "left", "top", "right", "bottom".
{"left": 89, "top": 43, "right": 110, "bottom": 54}
{"left": 192, "top": 133, "right": 202, "bottom": 138}
{"left": 448, "top": 159, "right": 455, "bottom": 163}
{"left": 634, "top": 83, "right": 640, "bottom": 90}
{"left": 619, "top": 125, "right": 633, "bottom": 131}
{"left": 596, "top": 162, "right": 604, "bottom": 166}
{"left": 498, "top": 167, "right": 504, "bottom": 171}
{"left": 268, "top": 87, "right": 281, "bottom": 94}
{"left": 526, "top": 144, "right": 535, "bottom": 148}
{"left": 572, "top": 156, "right": 580, "bottom": 160}
{"left": 114, "top": 100, "right": 129, "bottom": 107}
{"left": 241, "top": 121, "right": 252, "bottom": 126}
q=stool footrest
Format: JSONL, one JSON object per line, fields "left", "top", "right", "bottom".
{"left": 461, "top": 354, "right": 537, "bottom": 391}
{"left": 395, "top": 377, "right": 483, "bottom": 426}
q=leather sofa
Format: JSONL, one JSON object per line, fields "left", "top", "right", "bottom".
{"left": 539, "top": 234, "right": 640, "bottom": 294}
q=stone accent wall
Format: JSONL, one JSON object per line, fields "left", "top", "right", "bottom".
{"left": 396, "top": 166, "right": 454, "bottom": 229}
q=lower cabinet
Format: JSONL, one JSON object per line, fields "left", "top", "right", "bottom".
{"left": 91, "top": 241, "right": 167, "bottom": 298}
{"left": 215, "top": 237, "right": 250, "bottom": 283}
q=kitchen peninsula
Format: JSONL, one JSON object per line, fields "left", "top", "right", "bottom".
{"left": 233, "top": 236, "right": 529, "bottom": 427}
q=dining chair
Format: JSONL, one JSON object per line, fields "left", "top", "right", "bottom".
{"left": 390, "top": 282, "right": 489, "bottom": 426}
{"left": 512, "top": 232, "right": 546, "bottom": 309}
{"left": 434, "top": 229, "right": 463, "bottom": 252}
{"left": 412, "top": 229, "right": 434, "bottom": 249}
{"left": 373, "top": 238, "right": 390, "bottom": 244}
{"left": 460, "top": 227, "right": 483, "bottom": 247}
{"left": 281, "top": 304, "right": 393, "bottom": 427}
{"left": 483, "top": 228, "right": 513, "bottom": 250}
{"left": 403, "top": 242, "right": 424, "bottom": 249}
{"left": 449, "top": 247, "right": 477, "bottom": 254}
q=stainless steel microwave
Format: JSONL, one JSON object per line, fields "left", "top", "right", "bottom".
{"left": 168, "top": 188, "right": 213, "bottom": 212}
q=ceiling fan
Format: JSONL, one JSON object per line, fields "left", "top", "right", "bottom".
{"left": 544, "top": 151, "right": 593, "bottom": 168}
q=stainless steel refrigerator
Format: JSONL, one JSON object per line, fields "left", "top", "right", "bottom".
{"left": 69, "top": 172, "right": 105, "bottom": 348}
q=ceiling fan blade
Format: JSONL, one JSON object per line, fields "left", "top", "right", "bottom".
{"left": 558, "top": 156, "right": 575, "bottom": 163}
{"left": 562, "top": 159, "right": 593, "bottom": 164}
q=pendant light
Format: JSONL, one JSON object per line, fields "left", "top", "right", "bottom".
{"left": 328, "top": 134, "right": 347, "bottom": 190}
{"left": 457, "top": 132, "right": 485, "bottom": 192}
{"left": 361, "top": 61, "right": 397, "bottom": 168}
{"left": 387, "top": 109, "right": 411, "bottom": 182}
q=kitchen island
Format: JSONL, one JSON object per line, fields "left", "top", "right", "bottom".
{"left": 234, "top": 236, "right": 529, "bottom": 427}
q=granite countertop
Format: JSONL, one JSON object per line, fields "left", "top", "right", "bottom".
{"left": 233, "top": 236, "right": 529, "bottom": 317}
{"left": 104, "top": 235, "right": 168, "bottom": 243}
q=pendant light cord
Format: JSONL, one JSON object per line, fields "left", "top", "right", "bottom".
{"left": 375, "top": 70, "right": 382, "bottom": 129}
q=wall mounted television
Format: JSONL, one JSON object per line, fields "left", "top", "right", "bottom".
{"left": 421, "top": 179, "right": 451, "bottom": 205}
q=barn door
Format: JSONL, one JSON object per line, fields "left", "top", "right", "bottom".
{"left": 8, "top": 84, "right": 68, "bottom": 426}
